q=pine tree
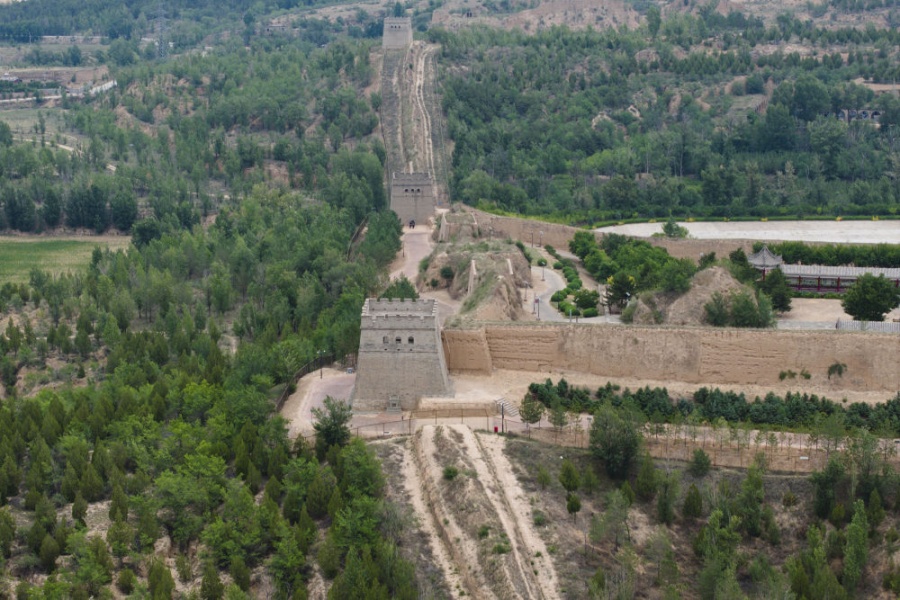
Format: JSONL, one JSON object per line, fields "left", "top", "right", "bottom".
{"left": 201, "top": 561, "right": 224, "bottom": 600}
{"left": 327, "top": 487, "right": 343, "bottom": 520}
{"left": 230, "top": 556, "right": 251, "bottom": 592}
{"left": 109, "top": 484, "right": 128, "bottom": 521}
{"left": 682, "top": 483, "right": 703, "bottom": 519}
{"left": 635, "top": 454, "right": 659, "bottom": 502}
{"left": 558, "top": 459, "right": 580, "bottom": 494}
{"left": 79, "top": 463, "right": 104, "bottom": 502}
{"left": 60, "top": 463, "right": 81, "bottom": 502}
{"left": 0, "top": 508, "right": 15, "bottom": 558}
{"left": 296, "top": 506, "right": 317, "bottom": 554}
{"left": 843, "top": 500, "right": 869, "bottom": 593}
{"left": 72, "top": 492, "right": 88, "bottom": 524}
{"left": 39, "top": 534, "right": 60, "bottom": 572}
{"left": 148, "top": 557, "right": 176, "bottom": 600}
{"left": 306, "top": 470, "right": 332, "bottom": 520}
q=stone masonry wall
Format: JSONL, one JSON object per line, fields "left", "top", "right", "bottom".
{"left": 391, "top": 172, "right": 436, "bottom": 224}
{"left": 383, "top": 17, "right": 413, "bottom": 49}
{"left": 354, "top": 299, "right": 451, "bottom": 411}
{"left": 442, "top": 324, "right": 900, "bottom": 393}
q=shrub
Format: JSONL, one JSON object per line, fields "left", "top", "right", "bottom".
{"left": 492, "top": 543, "right": 510, "bottom": 554}
{"left": 782, "top": 491, "right": 797, "bottom": 508}
{"left": 440, "top": 266, "right": 454, "bottom": 280}
{"left": 582, "top": 308, "right": 599, "bottom": 318}
{"left": 553, "top": 261, "right": 563, "bottom": 269}
{"left": 688, "top": 449, "right": 711, "bottom": 477}
{"left": 532, "top": 510, "right": 548, "bottom": 526}
{"left": 443, "top": 466, "right": 459, "bottom": 481}
{"left": 537, "top": 258, "right": 547, "bottom": 267}
{"left": 478, "top": 525, "right": 490, "bottom": 539}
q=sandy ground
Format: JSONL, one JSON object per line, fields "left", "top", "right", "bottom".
{"left": 777, "top": 297, "right": 900, "bottom": 328}
{"left": 280, "top": 368, "right": 355, "bottom": 439}
{"left": 596, "top": 220, "right": 900, "bottom": 244}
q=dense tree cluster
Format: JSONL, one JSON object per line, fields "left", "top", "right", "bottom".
{"left": 435, "top": 22, "right": 900, "bottom": 221}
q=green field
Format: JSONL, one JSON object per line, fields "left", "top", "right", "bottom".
{"left": 0, "top": 237, "right": 131, "bottom": 283}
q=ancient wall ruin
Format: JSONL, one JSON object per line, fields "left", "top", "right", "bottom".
{"left": 382, "top": 17, "right": 413, "bottom": 49}
{"left": 390, "top": 172, "right": 436, "bottom": 224}
{"left": 353, "top": 298, "right": 451, "bottom": 411}
{"left": 443, "top": 324, "right": 900, "bottom": 393}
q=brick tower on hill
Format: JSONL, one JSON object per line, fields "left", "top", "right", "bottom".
{"left": 352, "top": 298, "right": 451, "bottom": 412}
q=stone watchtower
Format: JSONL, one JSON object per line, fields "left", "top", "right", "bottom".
{"left": 352, "top": 298, "right": 451, "bottom": 412}
{"left": 382, "top": 17, "right": 413, "bottom": 49}
{"left": 390, "top": 172, "right": 435, "bottom": 225}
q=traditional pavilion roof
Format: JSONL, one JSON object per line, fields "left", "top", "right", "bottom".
{"left": 779, "top": 264, "right": 900, "bottom": 279}
{"left": 747, "top": 246, "right": 783, "bottom": 269}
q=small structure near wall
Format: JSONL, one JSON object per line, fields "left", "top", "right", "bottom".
{"left": 382, "top": 17, "right": 413, "bottom": 49}
{"left": 352, "top": 298, "right": 451, "bottom": 412}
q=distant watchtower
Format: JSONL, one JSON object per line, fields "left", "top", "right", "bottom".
{"left": 390, "top": 172, "right": 435, "bottom": 225}
{"left": 382, "top": 17, "right": 413, "bottom": 49}
{"left": 352, "top": 298, "right": 451, "bottom": 412}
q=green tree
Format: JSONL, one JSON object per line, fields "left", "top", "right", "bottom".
{"left": 72, "top": 492, "right": 88, "bottom": 525}
{"left": 591, "top": 490, "right": 631, "bottom": 551}
{"left": 520, "top": 393, "right": 545, "bottom": 434}
{"left": 843, "top": 499, "right": 868, "bottom": 593}
{"left": 590, "top": 404, "right": 642, "bottom": 480}
{"left": 379, "top": 275, "right": 418, "bottom": 300}
{"left": 682, "top": 483, "right": 703, "bottom": 519}
{"left": 758, "top": 269, "right": 792, "bottom": 313}
{"left": 536, "top": 466, "right": 551, "bottom": 491}
{"left": 635, "top": 454, "right": 658, "bottom": 502}
{"left": 567, "top": 493, "right": 582, "bottom": 523}
{"left": 549, "top": 401, "right": 568, "bottom": 439}
{"left": 201, "top": 561, "right": 225, "bottom": 600}
{"left": 646, "top": 6, "right": 661, "bottom": 37}
{"left": 39, "top": 534, "right": 60, "bottom": 572}
{"left": 148, "top": 557, "right": 176, "bottom": 599}
{"left": 656, "top": 471, "right": 679, "bottom": 526}
{"left": 312, "top": 397, "right": 352, "bottom": 461}
{"left": 841, "top": 273, "right": 900, "bottom": 321}
{"left": 688, "top": 448, "right": 711, "bottom": 477}
{"left": 558, "top": 459, "right": 580, "bottom": 494}
{"left": 230, "top": 556, "right": 251, "bottom": 592}
{"left": 0, "top": 508, "right": 14, "bottom": 558}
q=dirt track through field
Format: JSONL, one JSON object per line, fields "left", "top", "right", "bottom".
{"left": 413, "top": 424, "right": 562, "bottom": 600}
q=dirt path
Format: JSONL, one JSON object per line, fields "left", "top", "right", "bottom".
{"left": 411, "top": 43, "right": 438, "bottom": 178}
{"left": 414, "top": 424, "right": 562, "bottom": 600}
{"left": 476, "top": 432, "right": 561, "bottom": 599}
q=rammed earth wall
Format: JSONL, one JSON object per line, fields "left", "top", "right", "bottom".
{"left": 442, "top": 324, "right": 900, "bottom": 393}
